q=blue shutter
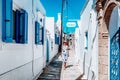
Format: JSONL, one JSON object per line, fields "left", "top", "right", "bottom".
{"left": 23, "top": 11, "right": 28, "bottom": 43}
{"left": 58, "top": 36, "right": 59, "bottom": 45}
{"left": 2, "top": 0, "right": 13, "bottom": 42}
{"left": 86, "top": 32, "right": 88, "bottom": 49}
{"left": 35, "top": 21, "right": 40, "bottom": 44}
{"left": 15, "top": 10, "right": 20, "bottom": 43}
{"left": 20, "top": 10, "right": 28, "bottom": 44}
{"left": 57, "top": 36, "right": 59, "bottom": 44}
{"left": 55, "top": 34, "right": 57, "bottom": 44}
{"left": 41, "top": 27, "right": 44, "bottom": 45}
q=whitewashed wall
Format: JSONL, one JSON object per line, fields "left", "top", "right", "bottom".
{"left": 32, "top": 0, "right": 46, "bottom": 78}
{"left": 45, "top": 17, "right": 55, "bottom": 39}
{"left": 45, "top": 17, "right": 58, "bottom": 62}
{"left": 75, "top": 20, "right": 81, "bottom": 64}
{"left": 0, "top": 0, "right": 46, "bottom": 80}
{"left": 76, "top": 0, "right": 98, "bottom": 79}
{"left": 56, "top": 13, "right": 61, "bottom": 33}
{"left": 87, "top": 9, "right": 98, "bottom": 80}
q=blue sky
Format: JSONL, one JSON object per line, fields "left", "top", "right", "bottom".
{"left": 40, "top": 0, "right": 86, "bottom": 22}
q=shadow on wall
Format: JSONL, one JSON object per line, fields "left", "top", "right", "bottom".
{"left": 76, "top": 73, "right": 84, "bottom": 80}
{"left": 76, "top": 71, "right": 95, "bottom": 80}
{"left": 76, "top": 50, "right": 96, "bottom": 80}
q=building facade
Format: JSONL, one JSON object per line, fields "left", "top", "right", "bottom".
{"left": 77, "top": 0, "right": 120, "bottom": 80}
{"left": 45, "top": 17, "right": 60, "bottom": 63}
{"left": 0, "top": 0, "right": 46, "bottom": 79}
{"left": 75, "top": 0, "right": 98, "bottom": 80}
{"left": 96, "top": 0, "right": 120, "bottom": 80}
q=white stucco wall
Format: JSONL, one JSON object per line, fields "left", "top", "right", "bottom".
{"left": 45, "top": 17, "right": 55, "bottom": 39}
{"left": 0, "top": 0, "right": 46, "bottom": 80}
{"left": 45, "top": 17, "right": 59, "bottom": 63}
{"left": 56, "top": 13, "right": 61, "bottom": 33}
{"left": 88, "top": 9, "right": 98, "bottom": 80}
{"left": 77, "top": 0, "right": 98, "bottom": 79}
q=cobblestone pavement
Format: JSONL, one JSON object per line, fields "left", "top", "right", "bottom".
{"left": 37, "top": 54, "right": 62, "bottom": 80}
{"left": 60, "top": 49, "right": 82, "bottom": 80}
{"left": 37, "top": 49, "right": 83, "bottom": 80}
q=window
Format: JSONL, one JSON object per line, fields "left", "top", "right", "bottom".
{"left": 41, "top": 19, "right": 45, "bottom": 45}
{"left": 35, "top": 21, "right": 44, "bottom": 45}
{"left": 85, "top": 32, "right": 88, "bottom": 49}
{"left": 35, "top": 21, "right": 40, "bottom": 45}
{"left": 16, "top": 9, "right": 28, "bottom": 44}
{"left": 12, "top": 10, "right": 16, "bottom": 40}
{"left": 55, "top": 33, "right": 57, "bottom": 44}
{"left": 41, "top": 27, "right": 44, "bottom": 45}
{"left": 55, "top": 33, "right": 60, "bottom": 45}
{"left": 57, "top": 35, "right": 60, "bottom": 45}
{"left": 2, "top": 0, "right": 28, "bottom": 43}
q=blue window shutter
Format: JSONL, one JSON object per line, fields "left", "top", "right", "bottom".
{"left": 55, "top": 34, "right": 57, "bottom": 44}
{"left": 2, "top": 0, "right": 13, "bottom": 42}
{"left": 15, "top": 10, "right": 20, "bottom": 43}
{"left": 23, "top": 11, "right": 28, "bottom": 43}
{"left": 86, "top": 32, "right": 88, "bottom": 49}
{"left": 57, "top": 36, "right": 59, "bottom": 44}
{"left": 35, "top": 21, "right": 40, "bottom": 44}
{"left": 42, "top": 27, "right": 44, "bottom": 45}
{"left": 20, "top": 10, "right": 28, "bottom": 44}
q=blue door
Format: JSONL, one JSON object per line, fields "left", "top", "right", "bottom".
{"left": 46, "top": 38, "right": 49, "bottom": 62}
{"left": 110, "top": 28, "right": 120, "bottom": 80}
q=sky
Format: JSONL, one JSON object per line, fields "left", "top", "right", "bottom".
{"left": 40, "top": 0, "right": 86, "bottom": 22}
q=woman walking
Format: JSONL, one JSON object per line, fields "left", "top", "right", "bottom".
{"left": 61, "top": 41, "right": 69, "bottom": 70}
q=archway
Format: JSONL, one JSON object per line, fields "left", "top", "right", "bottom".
{"left": 104, "top": 2, "right": 120, "bottom": 80}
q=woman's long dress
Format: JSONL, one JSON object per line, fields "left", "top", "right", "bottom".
{"left": 62, "top": 46, "right": 68, "bottom": 62}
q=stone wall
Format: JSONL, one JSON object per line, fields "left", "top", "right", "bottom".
{"left": 96, "top": 0, "right": 120, "bottom": 80}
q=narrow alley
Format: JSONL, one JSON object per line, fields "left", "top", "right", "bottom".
{"left": 37, "top": 48, "right": 83, "bottom": 80}
{"left": 0, "top": 0, "right": 120, "bottom": 80}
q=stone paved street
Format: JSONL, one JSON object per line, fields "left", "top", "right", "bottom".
{"left": 37, "top": 54, "right": 62, "bottom": 80}
{"left": 38, "top": 49, "right": 83, "bottom": 80}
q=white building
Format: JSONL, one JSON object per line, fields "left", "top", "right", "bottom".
{"left": 45, "top": 17, "right": 59, "bottom": 63}
{"left": 75, "top": 0, "right": 98, "bottom": 80}
{"left": 75, "top": 20, "right": 81, "bottom": 64}
{"left": 56, "top": 13, "right": 61, "bottom": 33}
{"left": 45, "top": 17, "right": 55, "bottom": 39}
{"left": 0, "top": 0, "right": 47, "bottom": 80}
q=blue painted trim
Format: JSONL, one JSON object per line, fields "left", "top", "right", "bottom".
{"left": 41, "top": 27, "right": 44, "bottom": 45}
{"left": 2, "top": 0, "right": 13, "bottom": 42}
{"left": 15, "top": 10, "right": 20, "bottom": 43}
{"left": 35, "top": 21, "right": 40, "bottom": 45}
{"left": 46, "top": 38, "right": 49, "bottom": 62}
{"left": 20, "top": 10, "right": 28, "bottom": 44}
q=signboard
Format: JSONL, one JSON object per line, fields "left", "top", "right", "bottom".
{"left": 66, "top": 22, "right": 76, "bottom": 27}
